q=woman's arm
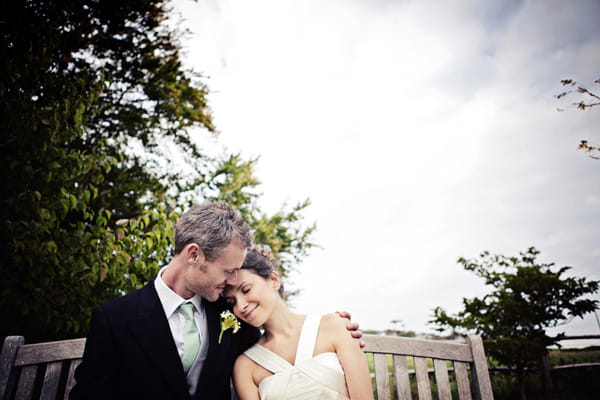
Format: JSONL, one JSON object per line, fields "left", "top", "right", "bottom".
{"left": 323, "top": 313, "right": 375, "bottom": 400}
{"left": 232, "top": 355, "right": 261, "bottom": 400}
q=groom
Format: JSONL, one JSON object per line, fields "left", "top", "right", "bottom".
{"left": 70, "top": 202, "right": 359, "bottom": 399}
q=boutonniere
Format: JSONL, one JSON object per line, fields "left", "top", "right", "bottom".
{"left": 218, "top": 310, "right": 241, "bottom": 344}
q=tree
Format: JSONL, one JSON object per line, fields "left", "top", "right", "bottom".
{"left": 556, "top": 77, "right": 600, "bottom": 159}
{"left": 200, "top": 153, "right": 316, "bottom": 293}
{"left": 0, "top": 0, "right": 314, "bottom": 342}
{"left": 430, "top": 247, "right": 599, "bottom": 399}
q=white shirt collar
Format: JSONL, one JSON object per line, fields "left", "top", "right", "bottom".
{"left": 154, "top": 265, "right": 202, "bottom": 317}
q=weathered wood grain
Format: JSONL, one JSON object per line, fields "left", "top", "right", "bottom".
{"left": 363, "top": 334, "right": 494, "bottom": 400}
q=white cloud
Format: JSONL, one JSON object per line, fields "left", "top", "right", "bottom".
{"left": 170, "top": 0, "right": 600, "bottom": 341}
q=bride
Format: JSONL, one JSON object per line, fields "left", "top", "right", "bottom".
{"left": 224, "top": 246, "right": 374, "bottom": 400}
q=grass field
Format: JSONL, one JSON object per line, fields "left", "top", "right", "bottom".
{"left": 549, "top": 346, "right": 600, "bottom": 366}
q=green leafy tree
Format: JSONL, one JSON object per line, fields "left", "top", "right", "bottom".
{"left": 556, "top": 77, "right": 600, "bottom": 159}
{"left": 201, "top": 154, "right": 316, "bottom": 295}
{"left": 430, "top": 247, "right": 599, "bottom": 399}
{"left": 0, "top": 0, "right": 314, "bottom": 342}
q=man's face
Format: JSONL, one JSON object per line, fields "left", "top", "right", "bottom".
{"left": 187, "top": 241, "right": 247, "bottom": 302}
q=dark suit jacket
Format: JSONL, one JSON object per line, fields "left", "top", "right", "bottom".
{"left": 70, "top": 280, "right": 260, "bottom": 400}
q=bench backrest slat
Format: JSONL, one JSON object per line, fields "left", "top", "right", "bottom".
{"left": 15, "top": 365, "right": 36, "bottom": 400}
{"left": 365, "top": 334, "right": 474, "bottom": 361}
{"left": 39, "top": 361, "right": 62, "bottom": 400}
{"left": 433, "top": 359, "right": 452, "bottom": 400}
{"left": 64, "top": 359, "right": 81, "bottom": 399}
{"left": 414, "top": 356, "right": 432, "bottom": 400}
{"left": 373, "top": 353, "right": 391, "bottom": 399}
{"left": 14, "top": 339, "right": 86, "bottom": 366}
{"left": 454, "top": 361, "right": 472, "bottom": 400}
{"left": 363, "top": 334, "right": 494, "bottom": 400}
{"left": 393, "top": 355, "right": 412, "bottom": 400}
{"left": 468, "top": 335, "right": 494, "bottom": 400}
{"left": 0, "top": 336, "right": 24, "bottom": 400}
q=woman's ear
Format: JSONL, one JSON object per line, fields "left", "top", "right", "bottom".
{"left": 270, "top": 270, "right": 281, "bottom": 291}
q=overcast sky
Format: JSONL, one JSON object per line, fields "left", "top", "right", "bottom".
{"left": 169, "top": 0, "right": 600, "bottom": 345}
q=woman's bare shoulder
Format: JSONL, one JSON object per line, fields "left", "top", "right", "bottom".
{"left": 321, "top": 312, "right": 348, "bottom": 327}
{"left": 234, "top": 352, "right": 256, "bottom": 371}
{"left": 318, "top": 312, "right": 349, "bottom": 337}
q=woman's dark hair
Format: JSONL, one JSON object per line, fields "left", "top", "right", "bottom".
{"left": 242, "top": 246, "right": 284, "bottom": 298}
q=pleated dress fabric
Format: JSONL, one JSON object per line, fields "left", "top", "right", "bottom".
{"left": 243, "top": 315, "right": 350, "bottom": 400}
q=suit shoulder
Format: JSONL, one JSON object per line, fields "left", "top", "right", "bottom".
{"left": 96, "top": 281, "right": 154, "bottom": 315}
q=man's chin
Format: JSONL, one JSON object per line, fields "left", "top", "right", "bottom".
{"left": 206, "top": 289, "right": 224, "bottom": 302}
{"left": 205, "top": 293, "right": 219, "bottom": 302}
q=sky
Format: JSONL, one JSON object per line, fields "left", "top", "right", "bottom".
{"left": 168, "top": 0, "right": 600, "bottom": 346}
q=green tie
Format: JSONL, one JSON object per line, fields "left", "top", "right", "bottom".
{"left": 178, "top": 302, "right": 200, "bottom": 374}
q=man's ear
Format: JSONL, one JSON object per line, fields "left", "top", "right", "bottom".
{"left": 185, "top": 243, "right": 206, "bottom": 265}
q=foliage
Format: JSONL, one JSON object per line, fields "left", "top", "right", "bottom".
{"left": 187, "top": 153, "right": 316, "bottom": 287}
{"left": 556, "top": 77, "right": 600, "bottom": 159}
{"left": 0, "top": 0, "right": 314, "bottom": 342}
{"left": 430, "top": 247, "right": 599, "bottom": 392}
{"left": 490, "top": 365, "right": 600, "bottom": 400}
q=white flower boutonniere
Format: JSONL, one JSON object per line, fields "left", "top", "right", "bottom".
{"left": 218, "top": 310, "right": 241, "bottom": 344}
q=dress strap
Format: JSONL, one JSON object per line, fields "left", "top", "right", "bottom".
{"left": 294, "top": 315, "right": 321, "bottom": 364}
{"left": 244, "top": 344, "right": 292, "bottom": 374}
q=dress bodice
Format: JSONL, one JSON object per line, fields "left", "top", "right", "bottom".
{"left": 243, "top": 315, "right": 349, "bottom": 400}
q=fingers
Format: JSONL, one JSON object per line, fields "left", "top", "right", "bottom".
{"left": 337, "top": 310, "right": 364, "bottom": 348}
{"left": 350, "top": 326, "right": 364, "bottom": 348}
{"left": 347, "top": 322, "right": 360, "bottom": 332}
{"left": 336, "top": 311, "right": 352, "bottom": 320}
{"left": 350, "top": 331, "right": 365, "bottom": 348}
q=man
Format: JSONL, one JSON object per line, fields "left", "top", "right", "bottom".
{"left": 71, "top": 202, "right": 359, "bottom": 399}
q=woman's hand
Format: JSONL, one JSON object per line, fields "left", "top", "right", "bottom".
{"left": 336, "top": 311, "right": 364, "bottom": 347}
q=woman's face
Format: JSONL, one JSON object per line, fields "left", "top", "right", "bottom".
{"left": 224, "top": 268, "right": 279, "bottom": 327}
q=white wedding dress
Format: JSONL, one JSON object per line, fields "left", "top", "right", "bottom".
{"left": 242, "top": 315, "right": 350, "bottom": 400}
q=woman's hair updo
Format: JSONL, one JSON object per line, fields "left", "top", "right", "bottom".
{"left": 242, "top": 246, "right": 284, "bottom": 298}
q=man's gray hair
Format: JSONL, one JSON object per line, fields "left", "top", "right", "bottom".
{"left": 174, "top": 202, "right": 253, "bottom": 260}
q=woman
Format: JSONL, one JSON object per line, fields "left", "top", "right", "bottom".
{"left": 224, "top": 246, "right": 374, "bottom": 400}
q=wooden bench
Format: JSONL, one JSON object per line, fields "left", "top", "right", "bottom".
{"left": 0, "top": 336, "right": 85, "bottom": 400}
{"left": 1, "top": 334, "right": 493, "bottom": 399}
{"left": 363, "top": 334, "right": 494, "bottom": 400}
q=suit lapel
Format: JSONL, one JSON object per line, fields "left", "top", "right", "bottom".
{"left": 203, "top": 299, "right": 227, "bottom": 370}
{"left": 195, "top": 299, "right": 231, "bottom": 396}
{"left": 128, "top": 282, "right": 190, "bottom": 400}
